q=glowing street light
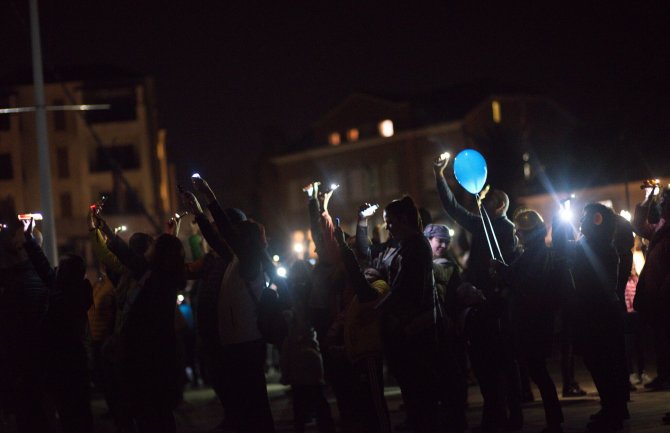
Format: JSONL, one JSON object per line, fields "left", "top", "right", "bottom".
{"left": 276, "top": 266, "right": 288, "bottom": 278}
{"left": 379, "top": 119, "right": 394, "bottom": 137}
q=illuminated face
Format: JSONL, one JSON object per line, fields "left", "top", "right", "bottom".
{"left": 429, "top": 237, "right": 449, "bottom": 258}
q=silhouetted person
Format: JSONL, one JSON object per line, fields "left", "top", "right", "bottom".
{"left": 434, "top": 156, "right": 520, "bottom": 432}
{"left": 554, "top": 203, "right": 629, "bottom": 432}
{"left": 493, "top": 209, "right": 567, "bottom": 433}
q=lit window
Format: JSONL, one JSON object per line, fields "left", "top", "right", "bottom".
{"left": 491, "top": 100, "right": 501, "bottom": 124}
{"left": 379, "top": 119, "right": 394, "bottom": 137}
{"left": 328, "top": 132, "right": 341, "bottom": 146}
{"left": 347, "top": 128, "right": 359, "bottom": 142}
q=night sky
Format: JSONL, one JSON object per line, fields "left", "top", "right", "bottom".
{"left": 2, "top": 2, "right": 668, "bottom": 210}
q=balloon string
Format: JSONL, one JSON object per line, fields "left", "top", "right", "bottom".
{"left": 476, "top": 193, "right": 497, "bottom": 261}
{"left": 480, "top": 203, "right": 506, "bottom": 265}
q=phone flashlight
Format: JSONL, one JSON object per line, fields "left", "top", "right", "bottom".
{"left": 18, "top": 213, "right": 43, "bottom": 221}
{"left": 361, "top": 204, "right": 379, "bottom": 218}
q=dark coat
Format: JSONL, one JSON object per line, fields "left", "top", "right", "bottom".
{"left": 502, "top": 243, "right": 570, "bottom": 357}
{"left": 379, "top": 232, "right": 435, "bottom": 338}
{"left": 436, "top": 175, "right": 516, "bottom": 292}
{"left": 632, "top": 206, "right": 670, "bottom": 320}
{"left": 120, "top": 270, "right": 182, "bottom": 411}
{"left": 569, "top": 238, "right": 622, "bottom": 350}
{"left": 107, "top": 236, "right": 184, "bottom": 411}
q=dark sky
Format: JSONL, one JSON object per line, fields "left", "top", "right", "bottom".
{"left": 2, "top": 1, "right": 668, "bottom": 209}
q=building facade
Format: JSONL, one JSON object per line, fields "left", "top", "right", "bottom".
{"left": 258, "top": 91, "right": 584, "bottom": 259}
{"left": 0, "top": 73, "right": 171, "bottom": 255}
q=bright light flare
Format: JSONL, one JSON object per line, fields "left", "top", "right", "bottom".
{"left": 191, "top": 173, "right": 201, "bottom": 178}
{"left": 177, "top": 294, "right": 185, "bottom": 304}
{"left": 276, "top": 266, "right": 288, "bottom": 278}
{"left": 448, "top": 228, "right": 455, "bottom": 237}
{"left": 329, "top": 183, "right": 340, "bottom": 191}
{"left": 439, "top": 152, "right": 450, "bottom": 162}
{"left": 272, "top": 255, "right": 280, "bottom": 262}
{"left": 619, "top": 210, "right": 632, "bottom": 222}
{"left": 379, "top": 119, "right": 394, "bottom": 137}
{"left": 18, "top": 213, "right": 43, "bottom": 221}
{"left": 293, "top": 242, "right": 305, "bottom": 254}
{"left": 559, "top": 199, "right": 573, "bottom": 222}
{"left": 361, "top": 204, "right": 379, "bottom": 217}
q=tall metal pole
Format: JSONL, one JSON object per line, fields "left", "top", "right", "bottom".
{"left": 29, "top": 0, "right": 58, "bottom": 263}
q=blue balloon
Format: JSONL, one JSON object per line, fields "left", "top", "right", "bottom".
{"left": 453, "top": 149, "right": 488, "bottom": 194}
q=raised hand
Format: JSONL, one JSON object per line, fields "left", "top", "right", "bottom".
{"left": 22, "top": 218, "right": 35, "bottom": 238}
{"left": 166, "top": 217, "right": 181, "bottom": 236}
{"left": 433, "top": 152, "right": 451, "bottom": 176}
{"left": 180, "top": 191, "right": 204, "bottom": 216}
{"left": 191, "top": 174, "right": 216, "bottom": 203}
{"left": 87, "top": 208, "right": 99, "bottom": 231}
{"left": 302, "top": 181, "right": 320, "bottom": 199}
{"left": 358, "top": 203, "right": 379, "bottom": 220}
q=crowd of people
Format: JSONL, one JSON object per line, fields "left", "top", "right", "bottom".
{"left": 0, "top": 153, "right": 668, "bottom": 433}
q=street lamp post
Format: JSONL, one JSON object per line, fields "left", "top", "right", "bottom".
{"left": 29, "top": 0, "right": 57, "bottom": 263}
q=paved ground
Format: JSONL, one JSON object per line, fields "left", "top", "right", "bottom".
{"left": 92, "top": 375, "right": 670, "bottom": 433}
{"left": 4, "top": 359, "right": 670, "bottom": 432}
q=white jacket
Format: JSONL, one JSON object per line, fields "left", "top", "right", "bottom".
{"left": 217, "top": 255, "right": 264, "bottom": 345}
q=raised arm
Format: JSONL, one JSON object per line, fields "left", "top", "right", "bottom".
{"left": 302, "top": 182, "right": 329, "bottom": 259}
{"left": 632, "top": 187, "right": 660, "bottom": 240}
{"left": 335, "top": 225, "right": 379, "bottom": 302}
{"left": 355, "top": 203, "right": 377, "bottom": 261}
{"left": 90, "top": 227, "right": 126, "bottom": 276}
{"left": 191, "top": 175, "right": 244, "bottom": 258}
{"left": 101, "top": 217, "right": 149, "bottom": 279}
{"left": 22, "top": 219, "right": 56, "bottom": 287}
{"left": 181, "top": 190, "right": 234, "bottom": 263}
{"left": 434, "top": 154, "right": 481, "bottom": 233}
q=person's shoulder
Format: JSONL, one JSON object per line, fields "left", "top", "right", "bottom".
{"left": 497, "top": 216, "right": 515, "bottom": 230}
